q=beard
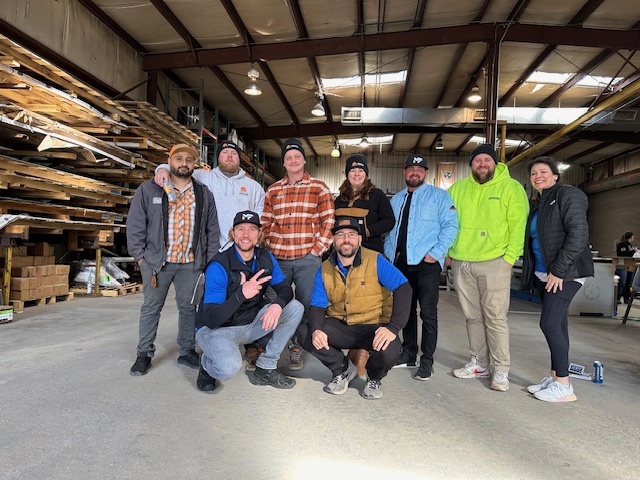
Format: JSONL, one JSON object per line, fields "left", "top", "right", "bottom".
{"left": 170, "top": 165, "right": 193, "bottom": 178}
{"left": 218, "top": 161, "right": 239, "bottom": 175}
{"left": 405, "top": 176, "right": 425, "bottom": 189}
{"left": 337, "top": 243, "right": 357, "bottom": 258}
{"left": 472, "top": 167, "right": 495, "bottom": 184}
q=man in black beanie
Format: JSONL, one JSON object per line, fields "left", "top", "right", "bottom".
{"left": 447, "top": 143, "right": 529, "bottom": 392}
{"left": 261, "top": 138, "right": 335, "bottom": 371}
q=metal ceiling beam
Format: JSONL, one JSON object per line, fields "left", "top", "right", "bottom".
{"left": 566, "top": 142, "right": 613, "bottom": 162}
{"left": 499, "top": 1, "right": 603, "bottom": 106}
{"left": 142, "top": 23, "right": 640, "bottom": 71}
{"left": 237, "top": 122, "right": 640, "bottom": 144}
{"left": 507, "top": 76, "right": 640, "bottom": 167}
{"left": 539, "top": 50, "right": 622, "bottom": 108}
{"left": 543, "top": 138, "right": 577, "bottom": 156}
{"left": 588, "top": 144, "right": 640, "bottom": 166}
{"left": 148, "top": 0, "right": 266, "bottom": 129}
{"left": 218, "top": 0, "right": 300, "bottom": 126}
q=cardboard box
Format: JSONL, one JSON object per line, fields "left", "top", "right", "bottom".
{"left": 54, "top": 274, "right": 68, "bottom": 285}
{"left": 55, "top": 264, "right": 70, "bottom": 275}
{"left": 10, "top": 277, "right": 39, "bottom": 290}
{"left": 33, "top": 256, "right": 52, "bottom": 266}
{"left": 40, "top": 276, "right": 53, "bottom": 287}
{"left": 53, "top": 284, "right": 69, "bottom": 296}
{"left": 35, "top": 266, "right": 47, "bottom": 277}
{"left": 8, "top": 256, "right": 34, "bottom": 267}
{"left": 11, "top": 246, "right": 29, "bottom": 256}
{"left": 11, "top": 266, "right": 36, "bottom": 277}
{"left": 31, "top": 242, "right": 54, "bottom": 256}
{"left": 10, "top": 289, "right": 36, "bottom": 301}
{"left": 0, "top": 305, "right": 13, "bottom": 322}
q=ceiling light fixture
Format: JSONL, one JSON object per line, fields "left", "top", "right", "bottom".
{"left": 244, "top": 64, "right": 262, "bottom": 96}
{"left": 468, "top": 85, "right": 482, "bottom": 103}
{"left": 435, "top": 136, "right": 444, "bottom": 150}
{"left": 359, "top": 136, "right": 369, "bottom": 149}
{"left": 311, "top": 94, "right": 325, "bottom": 117}
{"left": 330, "top": 141, "right": 340, "bottom": 157}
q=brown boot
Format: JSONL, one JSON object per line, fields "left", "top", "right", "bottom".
{"left": 347, "top": 349, "right": 369, "bottom": 377}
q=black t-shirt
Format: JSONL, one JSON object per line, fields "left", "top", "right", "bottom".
{"left": 395, "top": 191, "right": 413, "bottom": 266}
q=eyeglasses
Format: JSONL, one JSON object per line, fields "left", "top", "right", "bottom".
{"left": 334, "top": 231, "right": 359, "bottom": 239}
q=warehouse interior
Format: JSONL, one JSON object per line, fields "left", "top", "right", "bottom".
{"left": 1, "top": 1, "right": 639, "bottom": 479}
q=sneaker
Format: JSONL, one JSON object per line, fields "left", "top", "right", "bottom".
{"left": 414, "top": 364, "right": 432, "bottom": 381}
{"left": 362, "top": 378, "right": 383, "bottom": 400}
{"left": 391, "top": 354, "right": 417, "bottom": 369}
{"left": 249, "top": 367, "right": 296, "bottom": 389}
{"left": 323, "top": 360, "right": 358, "bottom": 395}
{"left": 196, "top": 365, "right": 216, "bottom": 392}
{"left": 288, "top": 344, "right": 305, "bottom": 371}
{"left": 491, "top": 371, "right": 510, "bottom": 391}
{"left": 534, "top": 381, "right": 577, "bottom": 402}
{"left": 527, "top": 376, "right": 554, "bottom": 394}
{"left": 130, "top": 354, "right": 151, "bottom": 376}
{"left": 177, "top": 349, "right": 200, "bottom": 369}
{"left": 244, "top": 346, "right": 264, "bottom": 372}
{"left": 452, "top": 356, "right": 489, "bottom": 379}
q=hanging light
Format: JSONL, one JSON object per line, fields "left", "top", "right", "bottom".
{"left": 468, "top": 85, "right": 481, "bottom": 102}
{"left": 359, "top": 136, "right": 369, "bottom": 149}
{"left": 311, "top": 94, "right": 325, "bottom": 117}
{"left": 435, "top": 136, "right": 444, "bottom": 150}
{"left": 330, "top": 141, "right": 340, "bottom": 157}
{"left": 244, "top": 65, "right": 262, "bottom": 96}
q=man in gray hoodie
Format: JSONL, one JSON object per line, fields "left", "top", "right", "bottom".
{"left": 155, "top": 141, "right": 265, "bottom": 252}
{"left": 127, "top": 144, "right": 220, "bottom": 376}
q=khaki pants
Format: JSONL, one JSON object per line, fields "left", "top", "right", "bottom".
{"left": 452, "top": 257, "right": 512, "bottom": 374}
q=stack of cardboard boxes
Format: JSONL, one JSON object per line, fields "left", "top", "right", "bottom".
{"left": 4, "top": 243, "right": 70, "bottom": 302}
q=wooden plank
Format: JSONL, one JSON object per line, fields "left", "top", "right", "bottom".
{"left": 0, "top": 173, "right": 128, "bottom": 204}
{"left": 7, "top": 150, "right": 78, "bottom": 160}
{"left": 0, "top": 197, "right": 124, "bottom": 222}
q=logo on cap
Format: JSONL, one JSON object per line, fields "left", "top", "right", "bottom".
{"left": 338, "top": 219, "right": 351, "bottom": 227}
{"left": 413, "top": 157, "right": 424, "bottom": 164}
{"left": 242, "top": 213, "right": 254, "bottom": 221}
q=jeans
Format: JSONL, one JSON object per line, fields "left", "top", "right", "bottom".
{"left": 396, "top": 261, "right": 441, "bottom": 369}
{"left": 137, "top": 261, "right": 202, "bottom": 357}
{"left": 278, "top": 252, "right": 322, "bottom": 342}
{"left": 299, "top": 319, "right": 401, "bottom": 381}
{"left": 535, "top": 278, "right": 581, "bottom": 378}
{"left": 452, "top": 258, "right": 512, "bottom": 373}
{"left": 616, "top": 268, "right": 632, "bottom": 302}
{"left": 197, "top": 300, "right": 303, "bottom": 380}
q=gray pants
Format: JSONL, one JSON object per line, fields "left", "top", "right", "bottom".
{"left": 137, "top": 261, "right": 202, "bottom": 357}
{"left": 197, "top": 300, "right": 304, "bottom": 380}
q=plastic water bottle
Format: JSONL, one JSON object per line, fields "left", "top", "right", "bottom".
{"left": 592, "top": 361, "right": 603, "bottom": 383}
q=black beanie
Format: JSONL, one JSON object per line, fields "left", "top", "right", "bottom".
{"left": 470, "top": 144, "right": 498, "bottom": 165}
{"left": 217, "top": 141, "right": 242, "bottom": 159}
{"left": 345, "top": 154, "right": 369, "bottom": 176}
{"left": 281, "top": 138, "right": 306, "bottom": 161}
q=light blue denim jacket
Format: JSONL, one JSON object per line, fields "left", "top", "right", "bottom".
{"left": 384, "top": 183, "right": 459, "bottom": 268}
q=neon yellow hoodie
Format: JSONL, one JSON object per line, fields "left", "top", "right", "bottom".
{"left": 447, "top": 162, "right": 529, "bottom": 265}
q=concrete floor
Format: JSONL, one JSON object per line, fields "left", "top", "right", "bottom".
{"left": 1, "top": 290, "right": 639, "bottom": 480}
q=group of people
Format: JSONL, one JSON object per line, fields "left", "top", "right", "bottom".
{"left": 125, "top": 139, "right": 594, "bottom": 403}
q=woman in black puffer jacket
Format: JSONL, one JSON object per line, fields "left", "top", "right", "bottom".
{"left": 521, "top": 157, "right": 594, "bottom": 403}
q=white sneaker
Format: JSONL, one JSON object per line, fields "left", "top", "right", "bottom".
{"left": 491, "top": 371, "right": 510, "bottom": 391}
{"left": 527, "top": 376, "right": 554, "bottom": 394}
{"left": 534, "top": 381, "right": 577, "bottom": 402}
{"left": 452, "top": 356, "right": 489, "bottom": 379}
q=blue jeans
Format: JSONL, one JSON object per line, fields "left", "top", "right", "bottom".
{"left": 196, "top": 300, "right": 303, "bottom": 380}
{"left": 137, "top": 261, "right": 203, "bottom": 357}
{"left": 278, "top": 252, "right": 322, "bottom": 343}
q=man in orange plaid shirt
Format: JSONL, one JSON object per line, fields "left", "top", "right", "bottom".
{"left": 261, "top": 138, "right": 335, "bottom": 370}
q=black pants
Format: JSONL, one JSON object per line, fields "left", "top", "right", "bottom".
{"left": 535, "top": 278, "right": 582, "bottom": 378}
{"left": 299, "top": 319, "right": 401, "bottom": 380}
{"left": 396, "top": 261, "right": 442, "bottom": 369}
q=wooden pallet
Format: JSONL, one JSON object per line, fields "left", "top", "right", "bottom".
{"left": 99, "top": 282, "right": 142, "bottom": 297}
{"left": 10, "top": 292, "right": 74, "bottom": 313}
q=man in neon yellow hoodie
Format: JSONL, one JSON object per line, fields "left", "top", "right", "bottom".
{"left": 447, "top": 144, "right": 529, "bottom": 392}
